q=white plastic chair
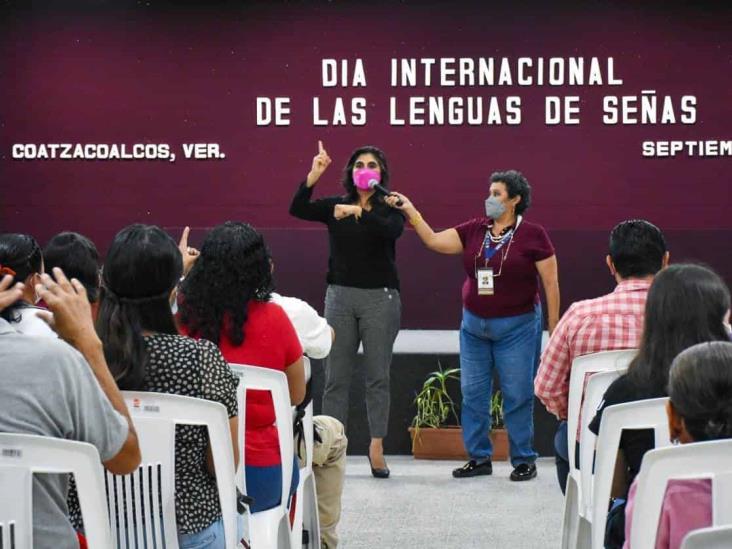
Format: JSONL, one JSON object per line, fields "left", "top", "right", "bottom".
{"left": 681, "top": 525, "right": 732, "bottom": 549}
{"left": 629, "top": 439, "right": 732, "bottom": 549}
{"left": 562, "top": 349, "right": 636, "bottom": 549}
{"left": 590, "top": 398, "right": 671, "bottom": 549}
{"left": 0, "top": 433, "right": 113, "bottom": 549}
{"left": 290, "top": 357, "right": 321, "bottom": 549}
{"left": 105, "top": 392, "right": 238, "bottom": 549}
{"left": 230, "top": 363, "right": 296, "bottom": 549}
{"left": 579, "top": 370, "right": 627, "bottom": 518}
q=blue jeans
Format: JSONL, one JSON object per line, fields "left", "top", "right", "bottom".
{"left": 459, "top": 305, "right": 542, "bottom": 466}
{"left": 555, "top": 420, "right": 570, "bottom": 493}
{"left": 178, "top": 515, "right": 245, "bottom": 549}
{"left": 245, "top": 454, "right": 300, "bottom": 513}
{"left": 554, "top": 420, "right": 581, "bottom": 494}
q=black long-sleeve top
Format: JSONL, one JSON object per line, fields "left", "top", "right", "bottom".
{"left": 289, "top": 181, "right": 404, "bottom": 290}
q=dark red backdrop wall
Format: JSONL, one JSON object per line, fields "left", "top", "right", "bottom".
{"left": 2, "top": 1, "right": 730, "bottom": 327}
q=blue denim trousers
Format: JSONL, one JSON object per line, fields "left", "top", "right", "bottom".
{"left": 245, "top": 454, "right": 300, "bottom": 513}
{"left": 459, "top": 305, "right": 542, "bottom": 466}
{"left": 178, "top": 515, "right": 246, "bottom": 549}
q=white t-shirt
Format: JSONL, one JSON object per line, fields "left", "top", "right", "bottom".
{"left": 270, "top": 293, "right": 332, "bottom": 359}
{"left": 8, "top": 305, "right": 57, "bottom": 338}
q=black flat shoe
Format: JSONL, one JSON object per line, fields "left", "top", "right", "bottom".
{"left": 452, "top": 459, "right": 492, "bottom": 478}
{"left": 368, "top": 456, "right": 390, "bottom": 478}
{"left": 510, "top": 463, "right": 537, "bottom": 481}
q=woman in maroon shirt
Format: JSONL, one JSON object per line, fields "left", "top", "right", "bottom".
{"left": 388, "top": 170, "right": 559, "bottom": 481}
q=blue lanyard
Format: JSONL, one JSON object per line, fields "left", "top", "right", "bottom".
{"left": 483, "top": 230, "right": 513, "bottom": 261}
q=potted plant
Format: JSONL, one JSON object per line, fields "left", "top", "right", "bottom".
{"left": 409, "top": 364, "right": 509, "bottom": 461}
{"left": 408, "top": 364, "right": 467, "bottom": 459}
{"left": 489, "top": 390, "right": 509, "bottom": 461}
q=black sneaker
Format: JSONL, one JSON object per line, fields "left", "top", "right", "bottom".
{"left": 452, "top": 459, "right": 492, "bottom": 478}
{"left": 510, "top": 463, "right": 537, "bottom": 481}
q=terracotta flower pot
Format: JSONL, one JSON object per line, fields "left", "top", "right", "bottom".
{"left": 408, "top": 426, "right": 509, "bottom": 461}
{"left": 490, "top": 428, "right": 508, "bottom": 461}
{"left": 409, "top": 426, "right": 467, "bottom": 460}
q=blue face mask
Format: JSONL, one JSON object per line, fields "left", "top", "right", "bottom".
{"left": 485, "top": 196, "right": 506, "bottom": 219}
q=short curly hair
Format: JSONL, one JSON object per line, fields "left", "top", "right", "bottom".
{"left": 490, "top": 170, "right": 531, "bottom": 215}
{"left": 179, "top": 221, "right": 273, "bottom": 346}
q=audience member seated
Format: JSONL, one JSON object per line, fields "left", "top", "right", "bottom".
{"left": 588, "top": 263, "right": 730, "bottom": 548}
{"left": 536, "top": 219, "right": 669, "bottom": 492}
{"left": 0, "top": 271, "right": 141, "bottom": 549}
{"left": 270, "top": 262, "right": 347, "bottom": 549}
{"left": 0, "top": 232, "right": 56, "bottom": 337}
{"left": 43, "top": 231, "right": 101, "bottom": 316}
{"left": 624, "top": 341, "right": 732, "bottom": 549}
{"left": 72, "top": 224, "right": 240, "bottom": 549}
{"left": 179, "top": 221, "right": 306, "bottom": 514}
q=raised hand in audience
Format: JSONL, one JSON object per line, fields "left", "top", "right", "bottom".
{"left": 35, "top": 267, "right": 101, "bottom": 354}
{"left": 36, "top": 267, "right": 141, "bottom": 473}
{"left": 178, "top": 226, "right": 200, "bottom": 276}
{"left": 0, "top": 274, "right": 24, "bottom": 312}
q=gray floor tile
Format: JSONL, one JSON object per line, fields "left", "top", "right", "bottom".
{"left": 337, "top": 456, "right": 563, "bottom": 549}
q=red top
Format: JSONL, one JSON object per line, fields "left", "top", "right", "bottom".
{"left": 454, "top": 217, "right": 555, "bottom": 319}
{"left": 182, "top": 300, "right": 302, "bottom": 467}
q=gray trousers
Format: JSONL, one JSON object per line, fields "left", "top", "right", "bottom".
{"left": 323, "top": 285, "right": 401, "bottom": 438}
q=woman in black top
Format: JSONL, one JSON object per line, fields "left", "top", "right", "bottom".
{"left": 290, "top": 141, "right": 404, "bottom": 478}
{"left": 588, "top": 263, "right": 730, "bottom": 548}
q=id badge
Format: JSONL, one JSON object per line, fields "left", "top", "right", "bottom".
{"left": 477, "top": 267, "right": 494, "bottom": 295}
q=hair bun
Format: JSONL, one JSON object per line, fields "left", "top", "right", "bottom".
{"left": 704, "top": 401, "right": 732, "bottom": 439}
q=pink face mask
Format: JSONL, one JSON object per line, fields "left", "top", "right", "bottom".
{"left": 353, "top": 168, "right": 380, "bottom": 190}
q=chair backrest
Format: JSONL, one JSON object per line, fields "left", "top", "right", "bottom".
{"left": 579, "top": 369, "right": 626, "bottom": 515}
{"left": 0, "top": 433, "right": 112, "bottom": 549}
{"left": 301, "top": 357, "right": 314, "bottom": 472}
{"left": 681, "top": 525, "right": 732, "bottom": 549}
{"left": 106, "top": 392, "right": 237, "bottom": 549}
{"left": 290, "top": 356, "right": 322, "bottom": 549}
{"left": 567, "top": 349, "right": 637, "bottom": 473}
{"left": 629, "top": 439, "right": 732, "bottom": 549}
{"left": 590, "top": 397, "right": 671, "bottom": 549}
{"left": 229, "top": 363, "right": 295, "bottom": 516}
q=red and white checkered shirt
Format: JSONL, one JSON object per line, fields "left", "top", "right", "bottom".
{"left": 534, "top": 279, "right": 651, "bottom": 420}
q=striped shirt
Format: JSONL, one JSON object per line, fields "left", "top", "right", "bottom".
{"left": 535, "top": 278, "right": 651, "bottom": 420}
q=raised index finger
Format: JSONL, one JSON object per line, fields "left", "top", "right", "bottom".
{"left": 318, "top": 140, "right": 325, "bottom": 154}
{"left": 179, "top": 226, "right": 190, "bottom": 250}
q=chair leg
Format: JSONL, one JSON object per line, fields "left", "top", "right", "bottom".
{"left": 302, "top": 475, "right": 321, "bottom": 548}
{"left": 576, "top": 516, "right": 592, "bottom": 549}
{"left": 561, "top": 476, "right": 580, "bottom": 549}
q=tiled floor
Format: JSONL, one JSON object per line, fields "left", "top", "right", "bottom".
{"left": 337, "top": 456, "right": 563, "bottom": 549}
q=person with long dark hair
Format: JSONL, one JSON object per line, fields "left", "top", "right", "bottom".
{"left": 85, "top": 224, "right": 239, "bottom": 549}
{"left": 388, "top": 171, "right": 559, "bottom": 482}
{"left": 588, "top": 263, "right": 731, "bottom": 548}
{"left": 623, "top": 341, "right": 732, "bottom": 548}
{"left": 179, "top": 221, "right": 306, "bottom": 513}
{"left": 0, "top": 232, "right": 55, "bottom": 336}
{"left": 289, "top": 141, "right": 404, "bottom": 478}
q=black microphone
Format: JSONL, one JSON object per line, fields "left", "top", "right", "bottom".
{"left": 369, "top": 180, "right": 403, "bottom": 206}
